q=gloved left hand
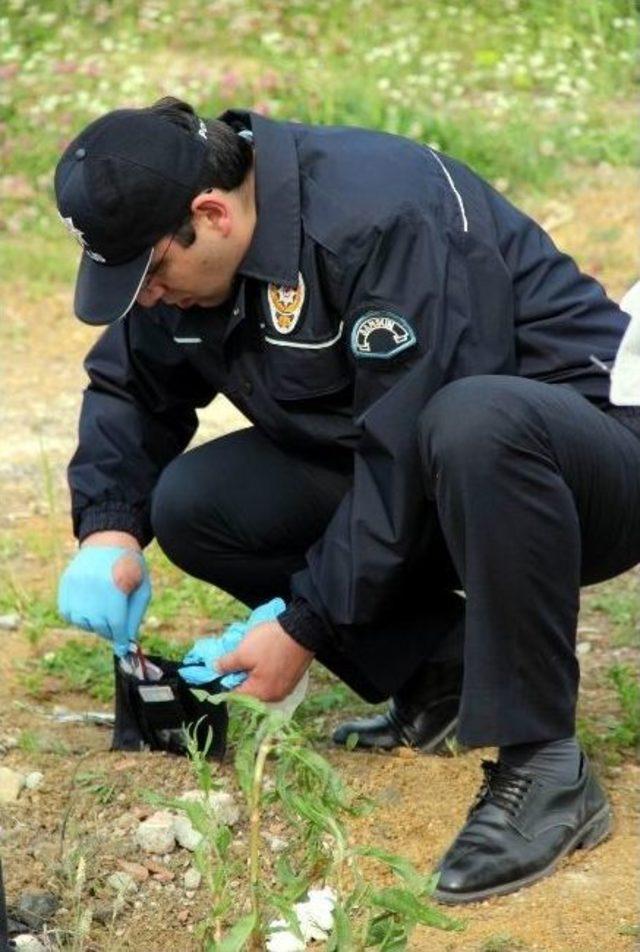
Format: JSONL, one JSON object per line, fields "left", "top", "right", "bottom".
{"left": 178, "top": 598, "right": 286, "bottom": 688}
{"left": 58, "top": 546, "right": 151, "bottom": 658}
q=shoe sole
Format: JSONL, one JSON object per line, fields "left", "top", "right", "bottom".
{"left": 334, "top": 715, "right": 460, "bottom": 754}
{"left": 433, "top": 802, "right": 613, "bottom": 905}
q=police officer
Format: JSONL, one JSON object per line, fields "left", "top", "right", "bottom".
{"left": 54, "top": 97, "right": 640, "bottom": 904}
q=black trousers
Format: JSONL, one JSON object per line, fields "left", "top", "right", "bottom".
{"left": 151, "top": 377, "right": 640, "bottom": 747}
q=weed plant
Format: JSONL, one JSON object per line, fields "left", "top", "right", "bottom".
{"left": 177, "top": 694, "right": 462, "bottom": 950}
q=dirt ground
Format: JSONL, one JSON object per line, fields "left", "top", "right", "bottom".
{"left": 0, "top": 167, "right": 638, "bottom": 951}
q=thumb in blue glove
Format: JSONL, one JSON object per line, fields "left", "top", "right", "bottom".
{"left": 58, "top": 546, "right": 152, "bottom": 657}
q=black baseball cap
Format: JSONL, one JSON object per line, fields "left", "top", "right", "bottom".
{"left": 54, "top": 108, "right": 212, "bottom": 325}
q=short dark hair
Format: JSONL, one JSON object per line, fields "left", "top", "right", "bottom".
{"left": 147, "top": 96, "right": 253, "bottom": 247}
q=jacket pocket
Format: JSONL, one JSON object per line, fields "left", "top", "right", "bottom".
{"left": 262, "top": 321, "right": 352, "bottom": 401}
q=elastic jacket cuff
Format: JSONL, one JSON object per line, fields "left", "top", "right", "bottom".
{"left": 76, "top": 503, "right": 151, "bottom": 548}
{"left": 278, "top": 597, "right": 329, "bottom": 653}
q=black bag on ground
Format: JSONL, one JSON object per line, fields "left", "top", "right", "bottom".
{"left": 112, "top": 655, "right": 228, "bottom": 760}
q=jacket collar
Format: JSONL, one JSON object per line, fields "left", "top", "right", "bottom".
{"left": 219, "top": 110, "right": 301, "bottom": 288}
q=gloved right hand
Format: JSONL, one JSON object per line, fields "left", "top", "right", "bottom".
{"left": 57, "top": 546, "right": 151, "bottom": 657}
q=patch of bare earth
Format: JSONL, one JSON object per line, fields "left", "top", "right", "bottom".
{"left": 0, "top": 167, "right": 638, "bottom": 951}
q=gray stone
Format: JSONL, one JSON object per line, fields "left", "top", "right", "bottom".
{"left": 0, "top": 766, "right": 25, "bottom": 802}
{"left": 576, "top": 641, "right": 592, "bottom": 656}
{"left": 16, "top": 890, "right": 60, "bottom": 929}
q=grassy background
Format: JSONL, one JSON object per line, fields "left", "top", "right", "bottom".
{"left": 1, "top": 0, "right": 638, "bottom": 275}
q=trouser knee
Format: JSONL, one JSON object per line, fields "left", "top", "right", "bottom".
{"left": 418, "top": 375, "right": 544, "bottom": 489}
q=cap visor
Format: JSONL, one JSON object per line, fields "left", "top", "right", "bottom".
{"left": 74, "top": 247, "right": 153, "bottom": 325}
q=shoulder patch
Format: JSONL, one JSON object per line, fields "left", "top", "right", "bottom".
{"left": 267, "top": 272, "right": 306, "bottom": 335}
{"left": 350, "top": 311, "right": 417, "bottom": 360}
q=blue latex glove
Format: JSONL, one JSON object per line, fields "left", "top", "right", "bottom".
{"left": 179, "top": 597, "right": 286, "bottom": 688}
{"left": 58, "top": 546, "right": 151, "bottom": 658}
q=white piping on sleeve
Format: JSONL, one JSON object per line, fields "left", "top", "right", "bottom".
{"left": 173, "top": 337, "right": 203, "bottom": 344}
{"left": 427, "top": 148, "right": 469, "bottom": 233}
{"left": 264, "top": 322, "right": 344, "bottom": 349}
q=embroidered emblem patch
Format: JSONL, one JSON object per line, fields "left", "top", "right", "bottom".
{"left": 59, "top": 213, "right": 107, "bottom": 263}
{"left": 267, "top": 272, "right": 306, "bottom": 334}
{"left": 351, "top": 311, "right": 417, "bottom": 359}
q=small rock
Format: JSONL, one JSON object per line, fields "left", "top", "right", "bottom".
{"left": 265, "top": 834, "right": 287, "bottom": 854}
{"left": 0, "top": 613, "right": 20, "bottom": 631}
{"left": 183, "top": 867, "right": 201, "bottom": 891}
{"left": 16, "top": 891, "right": 60, "bottom": 930}
{"left": 576, "top": 641, "right": 592, "bottom": 656}
{"left": 135, "top": 811, "right": 176, "bottom": 854}
{"left": 177, "top": 908, "right": 190, "bottom": 924}
{"left": 13, "top": 936, "right": 47, "bottom": 952}
{"left": 116, "top": 860, "right": 149, "bottom": 883}
{"left": 107, "top": 872, "right": 138, "bottom": 894}
{"left": 180, "top": 789, "right": 240, "bottom": 826}
{"left": 146, "top": 861, "right": 174, "bottom": 883}
{"left": 24, "top": 772, "right": 44, "bottom": 791}
{"left": 3, "top": 736, "right": 17, "bottom": 750}
{"left": 173, "top": 814, "right": 202, "bottom": 852}
{"left": 93, "top": 901, "right": 122, "bottom": 926}
{"left": 0, "top": 766, "right": 25, "bottom": 802}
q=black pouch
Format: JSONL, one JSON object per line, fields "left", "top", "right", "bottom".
{"left": 112, "top": 655, "right": 228, "bottom": 760}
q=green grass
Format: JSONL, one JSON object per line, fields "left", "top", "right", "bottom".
{"left": 591, "top": 588, "right": 640, "bottom": 648}
{"left": 577, "top": 661, "right": 640, "bottom": 764}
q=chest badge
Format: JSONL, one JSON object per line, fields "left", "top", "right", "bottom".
{"left": 267, "top": 272, "right": 306, "bottom": 335}
{"left": 351, "top": 310, "right": 417, "bottom": 359}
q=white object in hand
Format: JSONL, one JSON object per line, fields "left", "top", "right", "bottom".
{"left": 265, "top": 669, "right": 310, "bottom": 719}
{"left": 611, "top": 280, "right": 640, "bottom": 406}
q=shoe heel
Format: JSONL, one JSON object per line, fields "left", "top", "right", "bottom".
{"left": 576, "top": 808, "right": 612, "bottom": 850}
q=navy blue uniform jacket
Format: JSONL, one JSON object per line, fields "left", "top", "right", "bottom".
{"left": 68, "top": 110, "right": 628, "bottom": 651}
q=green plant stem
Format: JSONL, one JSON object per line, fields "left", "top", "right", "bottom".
{"left": 249, "top": 732, "right": 275, "bottom": 945}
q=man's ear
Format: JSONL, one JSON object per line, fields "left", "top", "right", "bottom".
{"left": 191, "top": 190, "right": 232, "bottom": 237}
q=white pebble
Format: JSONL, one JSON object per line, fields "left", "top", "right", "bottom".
{"left": 135, "top": 811, "right": 176, "bottom": 854}
{"left": 25, "top": 771, "right": 44, "bottom": 790}
{"left": 0, "top": 613, "right": 20, "bottom": 631}
{"left": 183, "top": 867, "right": 201, "bottom": 891}
{"left": 173, "top": 814, "right": 202, "bottom": 852}
{"left": 14, "top": 936, "right": 47, "bottom": 952}
{"left": 179, "top": 789, "right": 240, "bottom": 825}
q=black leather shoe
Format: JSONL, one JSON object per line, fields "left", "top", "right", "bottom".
{"left": 332, "top": 661, "right": 462, "bottom": 753}
{"left": 434, "top": 755, "right": 612, "bottom": 904}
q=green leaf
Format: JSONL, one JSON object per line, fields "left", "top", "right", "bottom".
{"left": 326, "top": 901, "right": 353, "bottom": 951}
{"left": 366, "top": 911, "right": 408, "bottom": 950}
{"left": 355, "top": 846, "right": 431, "bottom": 894}
{"left": 345, "top": 730, "right": 359, "bottom": 751}
{"left": 215, "top": 912, "right": 257, "bottom": 951}
{"left": 371, "top": 887, "right": 462, "bottom": 931}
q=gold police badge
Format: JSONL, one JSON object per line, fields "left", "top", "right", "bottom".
{"left": 267, "top": 272, "right": 306, "bottom": 335}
